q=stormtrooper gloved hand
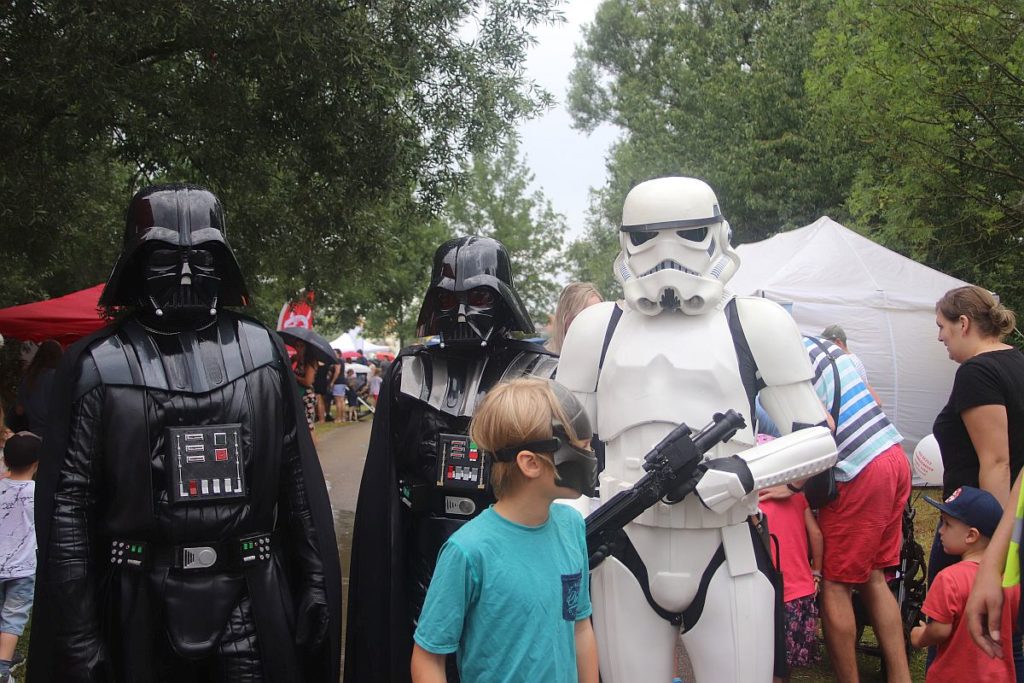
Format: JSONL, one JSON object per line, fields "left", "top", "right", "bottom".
{"left": 695, "top": 456, "right": 755, "bottom": 515}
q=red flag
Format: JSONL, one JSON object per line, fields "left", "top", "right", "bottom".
{"left": 277, "top": 290, "right": 315, "bottom": 330}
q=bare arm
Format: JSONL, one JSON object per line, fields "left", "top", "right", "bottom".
{"left": 963, "top": 404, "right": 1011, "bottom": 505}
{"left": 910, "top": 619, "right": 953, "bottom": 648}
{"left": 866, "top": 383, "right": 882, "bottom": 407}
{"left": 575, "top": 618, "right": 599, "bottom": 683}
{"left": 296, "top": 362, "right": 317, "bottom": 389}
{"left": 411, "top": 644, "right": 448, "bottom": 683}
{"left": 967, "top": 469, "right": 1022, "bottom": 657}
{"left": 804, "top": 506, "right": 824, "bottom": 587}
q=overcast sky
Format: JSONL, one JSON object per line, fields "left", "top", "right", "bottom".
{"left": 516, "top": 0, "right": 619, "bottom": 243}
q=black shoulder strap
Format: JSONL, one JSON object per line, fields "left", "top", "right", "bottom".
{"left": 725, "top": 298, "right": 764, "bottom": 423}
{"left": 804, "top": 336, "right": 841, "bottom": 428}
{"left": 595, "top": 304, "right": 624, "bottom": 392}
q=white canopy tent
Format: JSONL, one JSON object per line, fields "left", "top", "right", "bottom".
{"left": 329, "top": 333, "right": 356, "bottom": 352}
{"left": 728, "top": 216, "right": 973, "bottom": 450}
{"left": 329, "top": 329, "right": 392, "bottom": 355}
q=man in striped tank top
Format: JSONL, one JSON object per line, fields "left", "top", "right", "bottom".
{"left": 802, "top": 336, "right": 912, "bottom": 683}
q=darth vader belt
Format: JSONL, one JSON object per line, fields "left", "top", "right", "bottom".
{"left": 109, "top": 532, "right": 276, "bottom": 571}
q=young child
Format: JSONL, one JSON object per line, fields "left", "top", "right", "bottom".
{"left": 758, "top": 485, "right": 825, "bottom": 682}
{"left": 911, "top": 486, "right": 1019, "bottom": 682}
{"left": 0, "top": 433, "right": 41, "bottom": 683}
{"left": 344, "top": 369, "right": 359, "bottom": 422}
{"left": 410, "top": 378, "right": 599, "bottom": 683}
{"left": 368, "top": 366, "right": 383, "bottom": 408}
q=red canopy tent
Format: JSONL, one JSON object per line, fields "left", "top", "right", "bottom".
{"left": 0, "top": 284, "right": 109, "bottom": 344}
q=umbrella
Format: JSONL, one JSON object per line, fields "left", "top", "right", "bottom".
{"left": 341, "top": 350, "right": 361, "bottom": 360}
{"left": 277, "top": 327, "right": 337, "bottom": 366}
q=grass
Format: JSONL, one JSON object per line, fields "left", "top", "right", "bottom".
{"left": 789, "top": 487, "right": 941, "bottom": 682}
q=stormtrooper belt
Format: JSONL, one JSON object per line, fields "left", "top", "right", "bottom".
{"left": 109, "top": 531, "right": 277, "bottom": 571}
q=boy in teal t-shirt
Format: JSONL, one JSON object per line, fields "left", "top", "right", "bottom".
{"left": 411, "top": 378, "right": 600, "bottom": 683}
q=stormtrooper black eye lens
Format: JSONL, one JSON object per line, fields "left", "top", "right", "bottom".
{"left": 437, "top": 291, "right": 458, "bottom": 310}
{"left": 629, "top": 231, "right": 657, "bottom": 246}
{"left": 468, "top": 288, "right": 494, "bottom": 307}
{"left": 677, "top": 227, "right": 708, "bottom": 242}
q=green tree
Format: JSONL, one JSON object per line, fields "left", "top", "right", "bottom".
{"left": 808, "top": 0, "right": 1024, "bottom": 310}
{"left": 563, "top": 0, "right": 854, "bottom": 284}
{"left": 441, "top": 137, "right": 566, "bottom": 326}
{"left": 0, "top": 0, "right": 561, "bottom": 324}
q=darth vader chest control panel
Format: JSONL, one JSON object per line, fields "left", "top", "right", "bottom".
{"left": 436, "top": 433, "right": 488, "bottom": 492}
{"left": 166, "top": 424, "right": 246, "bottom": 504}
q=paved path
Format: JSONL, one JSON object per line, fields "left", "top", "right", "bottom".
{"left": 315, "top": 418, "right": 372, "bottom": 587}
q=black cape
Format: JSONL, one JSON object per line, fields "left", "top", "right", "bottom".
{"left": 28, "top": 314, "right": 343, "bottom": 682}
{"left": 343, "top": 347, "right": 411, "bottom": 683}
{"left": 343, "top": 339, "right": 556, "bottom": 683}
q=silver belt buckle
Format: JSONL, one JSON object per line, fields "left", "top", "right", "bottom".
{"left": 182, "top": 545, "right": 218, "bottom": 570}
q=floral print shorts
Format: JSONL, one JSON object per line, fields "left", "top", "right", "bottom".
{"left": 783, "top": 594, "right": 821, "bottom": 668}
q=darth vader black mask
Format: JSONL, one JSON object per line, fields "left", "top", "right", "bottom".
{"left": 415, "top": 236, "right": 533, "bottom": 347}
{"left": 432, "top": 286, "right": 505, "bottom": 347}
{"left": 142, "top": 245, "right": 222, "bottom": 321}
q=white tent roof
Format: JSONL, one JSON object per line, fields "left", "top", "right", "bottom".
{"left": 729, "top": 216, "right": 972, "bottom": 449}
{"left": 329, "top": 333, "right": 356, "bottom": 351}
{"left": 329, "top": 331, "right": 391, "bottom": 354}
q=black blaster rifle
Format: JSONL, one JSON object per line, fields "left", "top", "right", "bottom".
{"left": 585, "top": 410, "right": 746, "bottom": 569}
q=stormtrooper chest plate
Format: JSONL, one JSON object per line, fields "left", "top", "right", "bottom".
{"left": 596, "top": 308, "right": 755, "bottom": 496}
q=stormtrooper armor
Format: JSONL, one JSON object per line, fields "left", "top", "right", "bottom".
{"left": 29, "top": 185, "right": 341, "bottom": 682}
{"left": 558, "top": 177, "right": 837, "bottom": 682}
{"left": 344, "top": 236, "right": 559, "bottom": 683}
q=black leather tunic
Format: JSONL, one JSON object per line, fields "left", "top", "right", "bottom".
{"left": 36, "top": 313, "right": 330, "bottom": 682}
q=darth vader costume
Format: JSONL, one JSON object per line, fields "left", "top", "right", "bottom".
{"left": 343, "top": 236, "right": 558, "bottom": 683}
{"left": 28, "top": 184, "right": 342, "bottom": 682}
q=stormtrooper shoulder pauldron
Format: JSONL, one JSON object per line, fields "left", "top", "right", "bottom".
{"left": 88, "top": 316, "right": 278, "bottom": 394}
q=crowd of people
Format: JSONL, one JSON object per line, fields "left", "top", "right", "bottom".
{"left": 4, "top": 181, "right": 1024, "bottom": 683}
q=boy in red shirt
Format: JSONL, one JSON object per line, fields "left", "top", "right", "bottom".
{"left": 911, "top": 486, "right": 1019, "bottom": 682}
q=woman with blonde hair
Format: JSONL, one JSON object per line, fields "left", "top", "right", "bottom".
{"left": 547, "top": 283, "right": 603, "bottom": 354}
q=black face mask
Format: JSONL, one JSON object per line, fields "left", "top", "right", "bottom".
{"left": 434, "top": 286, "right": 504, "bottom": 347}
{"left": 493, "top": 428, "right": 599, "bottom": 498}
{"left": 142, "top": 247, "right": 221, "bottom": 323}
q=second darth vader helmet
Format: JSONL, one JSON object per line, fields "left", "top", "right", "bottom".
{"left": 415, "top": 236, "right": 533, "bottom": 347}
{"left": 614, "top": 177, "right": 740, "bottom": 316}
{"left": 99, "top": 184, "right": 249, "bottom": 321}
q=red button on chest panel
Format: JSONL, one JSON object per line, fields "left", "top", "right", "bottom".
{"left": 189, "top": 480, "right": 198, "bottom": 497}
{"left": 215, "top": 448, "right": 229, "bottom": 462}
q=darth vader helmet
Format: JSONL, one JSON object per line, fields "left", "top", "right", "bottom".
{"left": 614, "top": 177, "right": 740, "bottom": 316}
{"left": 415, "top": 236, "right": 533, "bottom": 347}
{"left": 99, "top": 184, "right": 250, "bottom": 321}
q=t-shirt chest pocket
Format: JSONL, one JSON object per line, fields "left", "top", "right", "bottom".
{"left": 561, "top": 571, "right": 582, "bottom": 621}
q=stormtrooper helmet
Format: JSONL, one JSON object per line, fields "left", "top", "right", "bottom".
{"left": 613, "top": 177, "right": 740, "bottom": 316}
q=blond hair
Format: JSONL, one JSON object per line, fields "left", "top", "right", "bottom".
{"left": 936, "top": 285, "right": 1016, "bottom": 341}
{"left": 547, "top": 282, "right": 603, "bottom": 353}
{"left": 470, "top": 378, "right": 579, "bottom": 498}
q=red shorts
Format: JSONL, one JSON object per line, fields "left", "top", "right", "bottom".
{"left": 817, "top": 444, "right": 911, "bottom": 584}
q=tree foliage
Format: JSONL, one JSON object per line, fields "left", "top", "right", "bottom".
{"left": 565, "top": 0, "right": 843, "bottom": 284}
{"left": 808, "top": 0, "right": 1024, "bottom": 310}
{"left": 0, "top": 0, "right": 561, "bottom": 327}
{"left": 441, "top": 137, "right": 566, "bottom": 326}
{"left": 567, "top": 0, "right": 1024, "bottom": 314}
